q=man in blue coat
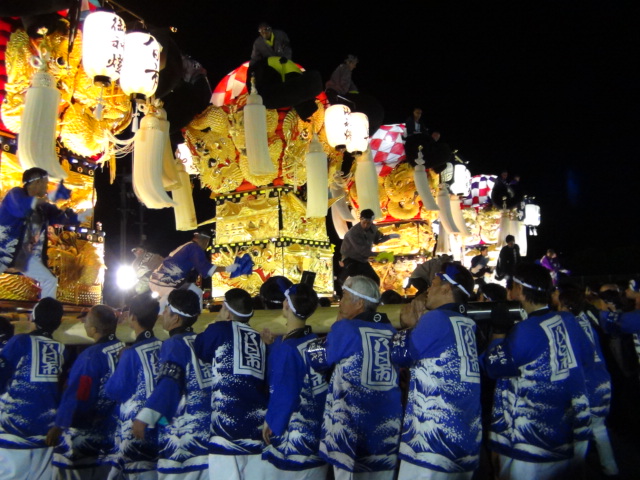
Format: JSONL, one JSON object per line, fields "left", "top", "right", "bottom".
{"left": 0, "top": 167, "right": 78, "bottom": 298}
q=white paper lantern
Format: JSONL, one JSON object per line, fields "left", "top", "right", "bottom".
{"left": 82, "top": 11, "right": 126, "bottom": 86}
{"left": 524, "top": 203, "right": 541, "bottom": 227}
{"left": 325, "top": 104, "right": 351, "bottom": 148}
{"left": 346, "top": 112, "right": 369, "bottom": 153}
{"left": 120, "top": 32, "right": 161, "bottom": 98}
{"left": 305, "top": 134, "right": 329, "bottom": 218}
{"left": 450, "top": 164, "right": 471, "bottom": 196}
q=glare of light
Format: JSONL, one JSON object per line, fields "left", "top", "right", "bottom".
{"left": 150, "top": 291, "right": 160, "bottom": 299}
{"left": 116, "top": 265, "right": 137, "bottom": 291}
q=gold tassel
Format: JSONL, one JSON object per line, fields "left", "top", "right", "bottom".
{"left": 354, "top": 149, "right": 382, "bottom": 219}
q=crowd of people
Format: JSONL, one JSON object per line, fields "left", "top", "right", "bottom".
{"left": 0, "top": 256, "right": 638, "bottom": 480}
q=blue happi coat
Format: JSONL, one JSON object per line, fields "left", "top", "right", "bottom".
{"left": 318, "top": 311, "right": 402, "bottom": 473}
{"left": 53, "top": 335, "right": 125, "bottom": 468}
{"left": 483, "top": 308, "right": 594, "bottom": 462}
{"left": 574, "top": 310, "right": 612, "bottom": 421}
{"left": 104, "top": 331, "right": 161, "bottom": 473}
{"left": 262, "top": 327, "right": 328, "bottom": 471}
{"left": 392, "top": 304, "right": 482, "bottom": 473}
{"left": 140, "top": 328, "right": 212, "bottom": 473}
{"left": 0, "top": 332, "right": 67, "bottom": 449}
{"left": 194, "top": 320, "right": 267, "bottom": 455}
{"left": 0, "top": 186, "right": 77, "bottom": 273}
{"left": 150, "top": 242, "right": 213, "bottom": 288}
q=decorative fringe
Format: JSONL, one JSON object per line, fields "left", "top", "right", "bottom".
{"left": 413, "top": 147, "right": 438, "bottom": 210}
{"left": 244, "top": 78, "right": 275, "bottom": 175}
{"left": 157, "top": 107, "right": 180, "bottom": 191}
{"left": 517, "top": 220, "right": 528, "bottom": 256}
{"left": 172, "top": 162, "right": 197, "bottom": 231}
{"left": 435, "top": 230, "right": 451, "bottom": 255}
{"left": 450, "top": 194, "right": 471, "bottom": 237}
{"left": 330, "top": 173, "right": 355, "bottom": 239}
{"left": 354, "top": 149, "right": 382, "bottom": 219}
{"left": 132, "top": 110, "right": 176, "bottom": 208}
{"left": 305, "top": 133, "right": 329, "bottom": 218}
{"left": 436, "top": 185, "right": 459, "bottom": 234}
{"left": 18, "top": 69, "right": 67, "bottom": 180}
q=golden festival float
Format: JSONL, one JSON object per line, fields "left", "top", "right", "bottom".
{"left": 0, "top": 9, "right": 542, "bottom": 305}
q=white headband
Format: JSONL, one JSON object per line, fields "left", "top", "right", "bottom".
{"left": 224, "top": 301, "right": 253, "bottom": 318}
{"left": 439, "top": 273, "right": 471, "bottom": 297}
{"left": 25, "top": 175, "right": 48, "bottom": 184}
{"left": 284, "top": 289, "right": 298, "bottom": 316}
{"left": 343, "top": 285, "right": 379, "bottom": 304}
{"left": 513, "top": 277, "right": 547, "bottom": 292}
{"left": 168, "top": 302, "right": 197, "bottom": 318}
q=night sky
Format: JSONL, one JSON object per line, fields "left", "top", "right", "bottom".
{"left": 94, "top": 0, "right": 640, "bottom": 293}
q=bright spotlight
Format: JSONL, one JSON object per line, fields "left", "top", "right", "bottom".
{"left": 150, "top": 291, "right": 160, "bottom": 299}
{"left": 116, "top": 265, "right": 137, "bottom": 291}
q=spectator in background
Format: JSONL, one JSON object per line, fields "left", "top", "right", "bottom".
{"left": 496, "top": 235, "right": 520, "bottom": 286}
{"left": 470, "top": 245, "right": 492, "bottom": 288}
{"left": 540, "top": 249, "right": 569, "bottom": 286}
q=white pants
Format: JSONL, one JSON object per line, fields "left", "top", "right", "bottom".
{"left": 333, "top": 466, "right": 395, "bottom": 480}
{"left": 498, "top": 454, "right": 571, "bottom": 480}
{"left": 398, "top": 459, "right": 474, "bottom": 480}
{"left": 54, "top": 464, "right": 112, "bottom": 479}
{"left": 208, "top": 453, "right": 263, "bottom": 480}
{"left": 591, "top": 419, "right": 619, "bottom": 475}
{"left": 23, "top": 254, "right": 58, "bottom": 299}
{"left": 107, "top": 466, "right": 158, "bottom": 479}
{"left": 0, "top": 446, "right": 54, "bottom": 480}
{"left": 262, "top": 461, "right": 328, "bottom": 480}
{"left": 159, "top": 470, "right": 208, "bottom": 480}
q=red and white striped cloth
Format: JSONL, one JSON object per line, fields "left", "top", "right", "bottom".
{"left": 370, "top": 123, "right": 406, "bottom": 176}
{"left": 462, "top": 174, "right": 497, "bottom": 208}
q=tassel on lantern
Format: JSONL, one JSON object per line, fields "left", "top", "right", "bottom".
{"left": 305, "top": 133, "right": 329, "bottom": 218}
{"left": 330, "top": 173, "right": 356, "bottom": 239}
{"left": 450, "top": 194, "right": 471, "bottom": 237}
{"left": 413, "top": 147, "right": 439, "bottom": 211}
{"left": 516, "top": 220, "right": 528, "bottom": 256}
{"left": 435, "top": 230, "right": 451, "bottom": 255}
{"left": 18, "top": 61, "right": 67, "bottom": 180}
{"left": 497, "top": 210, "right": 516, "bottom": 247}
{"left": 436, "top": 185, "right": 460, "bottom": 234}
{"left": 133, "top": 105, "right": 176, "bottom": 208}
{"left": 354, "top": 149, "right": 382, "bottom": 219}
{"left": 157, "top": 107, "right": 180, "bottom": 191}
{"left": 244, "top": 76, "right": 275, "bottom": 175}
{"left": 172, "top": 162, "right": 197, "bottom": 231}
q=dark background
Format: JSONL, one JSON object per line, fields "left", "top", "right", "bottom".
{"left": 94, "top": 0, "right": 640, "bottom": 297}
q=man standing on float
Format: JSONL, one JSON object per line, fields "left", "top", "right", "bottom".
{"left": 338, "top": 209, "right": 399, "bottom": 287}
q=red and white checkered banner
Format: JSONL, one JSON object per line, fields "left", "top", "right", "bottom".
{"left": 370, "top": 124, "right": 406, "bottom": 176}
{"left": 462, "top": 174, "right": 497, "bottom": 208}
{"left": 211, "top": 62, "right": 250, "bottom": 107}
